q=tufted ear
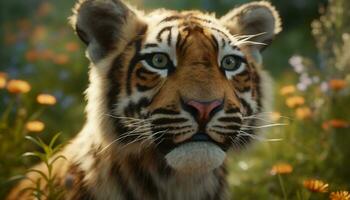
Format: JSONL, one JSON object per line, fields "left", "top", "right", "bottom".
{"left": 220, "top": 1, "right": 281, "bottom": 54}
{"left": 70, "top": 0, "right": 143, "bottom": 63}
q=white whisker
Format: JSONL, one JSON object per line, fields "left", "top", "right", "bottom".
{"left": 238, "top": 130, "right": 283, "bottom": 142}
{"left": 240, "top": 123, "right": 288, "bottom": 129}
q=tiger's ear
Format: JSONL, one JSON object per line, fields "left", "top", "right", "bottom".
{"left": 70, "top": 0, "right": 144, "bottom": 63}
{"left": 220, "top": 1, "right": 281, "bottom": 52}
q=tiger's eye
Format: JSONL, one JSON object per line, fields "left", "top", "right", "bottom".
{"left": 221, "top": 55, "right": 241, "bottom": 71}
{"left": 151, "top": 53, "right": 169, "bottom": 69}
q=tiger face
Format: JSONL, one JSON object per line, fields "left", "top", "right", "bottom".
{"left": 71, "top": 0, "right": 281, "bottom": 174}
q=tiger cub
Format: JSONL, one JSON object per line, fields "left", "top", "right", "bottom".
{"left": 7, "top": 0, "right": 281, "bottom": 199}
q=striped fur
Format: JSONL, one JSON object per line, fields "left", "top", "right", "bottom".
{"left": 6, "top": 1, "right": 281, "bottom": 199}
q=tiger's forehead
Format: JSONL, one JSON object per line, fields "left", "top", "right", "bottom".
{"left": 144, "top": 10, "right": 239, "bottom": 45}
{"left": 141, "top": 11, "right": 245, "bottom": 65}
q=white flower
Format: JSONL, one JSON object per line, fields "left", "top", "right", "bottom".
{"left": 289, "top": 55, "right": 304, "bottom": 73}
{"left": 320, "top": 81, "right": 329, "bottom": 92}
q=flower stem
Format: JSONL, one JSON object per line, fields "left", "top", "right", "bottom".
{"left": 278, "top": 174, "right": 288, "bottom": 200}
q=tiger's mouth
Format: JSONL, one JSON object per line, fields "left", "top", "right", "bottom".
{"left": 177, "top": 132, "right": 219, "bottom": 145}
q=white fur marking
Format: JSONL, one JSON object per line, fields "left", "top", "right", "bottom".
{"left": 165, "top": 142, "right": 226, "bottom": 174}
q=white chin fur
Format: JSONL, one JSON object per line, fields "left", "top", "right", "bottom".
{"left": 165, "top": 142, "right": 226, "bottom": 174}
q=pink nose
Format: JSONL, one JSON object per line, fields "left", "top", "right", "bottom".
{"left": 186, "top": 100, "right": 223, "bottom": 123}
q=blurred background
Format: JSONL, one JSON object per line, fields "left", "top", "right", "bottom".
{"left": 1, "top": 0, "right": 349, "bottom": 199}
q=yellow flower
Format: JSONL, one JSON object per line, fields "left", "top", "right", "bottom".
{"left": 53, "top": 54, "right": 69, "bottom": 65}
{"left": 65, "top": 42, "right": 80, "bottom": 52}
{"left": 0, "top": 72, "right": 7, "bottom": 89}
{"left": 25, "top": 121, "right": 45, "bottom": 132}
{"left": 286, "top": 96, "right": 305, "bottom": 108}
{"left": 280, "top": 85, "right": 296, "bottom": 96}
{"left": 32, "top": 25, "right": 48, "bottom": 42}
{"left": 330, "top": 191, "right": 350, "bottom": 200}
{"left": 322, "top": 119, "right": 349, "bottom": 131}
{"left": 37, "top": 94, "right": 57, "bottom": 105}
{"left": 39, "top": 49, "right": 54, "bottom": 60}
{"left": 303, "top": 179, "right": 329, "bottom": 193}
{"left": 37, "top": 2, "right": 53, "bottom": 17}
{"left": 295, "top": 106, "right": 312, "bottom": 120}
{"left": 329, "top": 119, "right": 349, "bottom": 128}
{"left": 6, "top": 80, "right": 31, "bottom": 94}
{"left": 25, "top": 50, "right": 39, "bottom": 62}
{"left": 329, "top": 79, "right": 347, "bottom": 91}
{"left": 270, "top": 112, "right": 281, "bottom": 122}
{"left": 270, "top": 163, "right": 293, "bottom": 175}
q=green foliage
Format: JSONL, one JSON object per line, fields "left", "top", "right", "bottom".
{"left": 20, "top": 133, "right": 65, "bottom": 200}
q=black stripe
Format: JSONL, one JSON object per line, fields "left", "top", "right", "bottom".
{"left": 231, "top": 45, "right": 240, "bottom": 51}
{"left": 191, "top": 16, "right": 212, "bottom": 24}
{"left": 212, "top": 167, "right": 228, "bottom": 200}
{"left": 159, "top": 15, "right": 181, "bottom": 23}
{"left": 209, "top": 27, "right": 230, "bottom": 40}
{"left": 107, "top": 52, "right": 129, "bottom": 136}
{"left": 136, "top": 67, "right": 158, "bottom": 81}
{"left": 124, "top": 101, "right": 136, "bottom": 117}
{"left": 152, "top": 125, "right": 192, "bottom": 132}
{"left": 136, "top": 80, "right": 160, "bottom": 92}
{"left": 137, "top": 97, "right": 151, "bottom": 112}
{"left": 144, "top": 43, "right": 159, "bottom": 48}
{"left": 210, "top": 34, "right": 219, "bottom": 51}
{"left": 212, "top": 125, "right": 240, "bottom": 130}
{"left": 168, "top": 130, "right": 192, "bottom": 135}
{"left": 226, "top": 107, "right": 240, "bottom": 114}
{"left": 243, "top": 75, "right": 251, "bottom": 82}
{"left": 137, "top": 67, "right": 156, "bottom": 75}
{"left": 123, "top": 97, "right": 151, "bottom": 118}
{"left": 110, "top": 164, "right": 137, "bottom": 200}
{"left": 218, "top": 116, "right": 242, "bottom": 123}
{"left": 221, "top": 38, "right": 226, "bottom": 48}
{"left": 167, "top": 27, "right": 172, "bottom": 46}
{"left": 126, "top": 26, "right": 148, "bottom": 95}
{"left": 126, "top": 40, "right": 143, "bottom": 95}
{"left": 156, "top": 26, "right": 172, "bottom": 43}
{"left": 152, "top": 108, "right": 180, "bottom": 115}
{"left": 176, "top": 32, "right": 182, "bottom": 50}
{"left": 128, "top": 155, "right": 159, "bottom": 198}
{"left": 252, "top": 66, "right": 262, "bottom": 111}
{"left": 239, "top": 97, "right": 253, "bottom": 116}
{"left": 67, "top": 164, "right": 96, "bottom": 200}
{"left": 236, "top": 86, "right": 251, "bottom": 93}
{"left": 152, "top": 117, "right": 188, "bottom": 125}
{"left": 178, "top": 31, "right": 191, "bottom": 52}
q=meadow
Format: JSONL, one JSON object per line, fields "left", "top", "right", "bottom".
{"left": 0, "top": 0, "right": 349, "bottom": 199}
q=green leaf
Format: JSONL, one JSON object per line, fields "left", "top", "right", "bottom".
{"left": 49, "top": 155, "right": 66, "bottom": 166}
{"left": 24, "top": 136, "right": 42, "bottom": 148}
{"left": 26, "top": 169, "right": 49, "bottom": 182}
{"left": 49, "top": 133, "right": 62, "bottom": 149}
{"left": 22, "top": 152, "right": 46, "bottom": 161}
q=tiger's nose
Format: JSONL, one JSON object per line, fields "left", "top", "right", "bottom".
{"left": 186, "top": 99, "right": 223, "bottom": 123}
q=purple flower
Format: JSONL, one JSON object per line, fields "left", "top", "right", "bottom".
{"left": 297, "top": 82, "right": 307, "bottom": 91}
{"left": 289, "top": 55, "right": 304, "bottom": 73}
{"left": 300, "top": 73, "right": 312, "bottom": 86}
